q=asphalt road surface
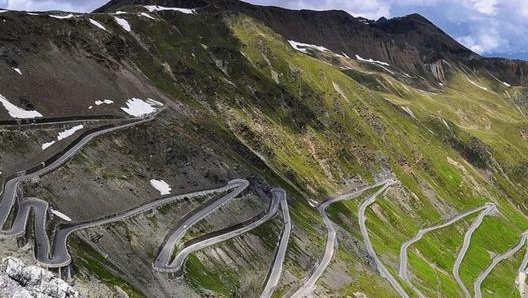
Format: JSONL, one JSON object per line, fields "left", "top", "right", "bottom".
{"left": 473, "top": 231, "right": 528, "bottom": 298}
{"left": 288, "top": 179, "right": 393, "bottom": 298}
{"left": 260, "top": 188, "right": 291, "bottom": 298}
{"left": 0, "top": 114, "right": 158, "bottom": 267}
{"left": 157, "top": 187, "right": 285, "bottom": 274}
{"left": 399, "top": 204, "right": 491, "bottom": 280}
{"left": 452, "top": 203, "right": 496, "bottom": 298}
{"left": 357, "top": 179, "right": 410, "bottom": 298}
{"left": 153, "top": 179, "right": 249, "bottom": 271}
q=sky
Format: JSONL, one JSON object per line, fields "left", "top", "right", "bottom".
{"left": 1, "top": 0, "right": 527, "bottom": 59}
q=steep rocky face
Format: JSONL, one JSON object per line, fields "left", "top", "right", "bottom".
{"left": 96, "top": 0, "right": 528, "bottom": 85}
{"left": 0, "top": 257, "right": 78, "bottom": 298}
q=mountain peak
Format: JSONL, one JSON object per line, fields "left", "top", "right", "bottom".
{"left": 94, "top": 0, "right": 528, "bottom": 84}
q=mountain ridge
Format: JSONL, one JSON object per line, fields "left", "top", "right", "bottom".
{"left": 95, "top": 0, "right": 528, "bottom": 85}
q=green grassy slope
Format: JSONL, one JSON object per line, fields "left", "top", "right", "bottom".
{"left": 9, "top": 6, "right": 527, "bottom": 297}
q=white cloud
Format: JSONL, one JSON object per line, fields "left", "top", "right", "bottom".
{"left": 6, "top": 0, "right": 105, "bottom": 12}
{"left": 457, "top": 30, "right": 502, "bottom": 54}
{"left": 519, "top": 2, "right": 528, "bottom": 18}
{"left": 465, "top": 0, "right": 497, "bottom": 15}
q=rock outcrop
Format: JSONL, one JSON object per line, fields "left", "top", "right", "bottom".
{"left": 0, "top": 257, "right": 78, "bottom": 298}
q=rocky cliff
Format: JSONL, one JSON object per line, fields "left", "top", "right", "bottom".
{"left": 0, "top": 257, "right": 78, "bottom": 298}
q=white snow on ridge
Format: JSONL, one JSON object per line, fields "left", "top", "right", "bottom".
{"left": 41, "top": 141, "right": 56, "bottom": 150}
{"left": 89, "top": 18, "right": 107, "bottom": 31}
{"left": 144, "top": 5, "right": 195, "bottom": 14}
{"left": 0, "top": 10, "right": 7, "bottom": 13}
{"left": 120, "top": 98, "right": 160, "bottom": 117}
{"left": 95, "top": 99, "right": 114, "bottom": 105}
{"left": 114, "top": 17, "right": 131, "bottom": 32}
{"left": 355, "top": 54, "right": 390, "bottom": 66}
{"left": 355, "top": 54, "right": 394, "bottom": 74}
{"left": 150, "top": 179, "right": 171, "bottom": 195}
{"left": 42, "top": 125, "right": 84, "bottom": 150}
{"left": 140, "top": 12, "right": 156, "bottom": 20}
{"left": 12, "top": 67, "right": 22, "bottom": 75}
{"left": 49, "top": 14, "right": 74, "bottom": 19}
{"left": 57, "top": 125, "right": 84, "bottom": 140}
{"left": 50, "top": 208, "right": 72, "bottom": 222}
{"left": 0, "top": 94, "right": 43, "bottom": 119}
{"left": 466, "top": 78, "right": 488, "bottom": 91}
{"left": 114, "top": 11, "right": 127, "bottom": 15}
{"left": 288, "top": 40, "right": 329, "bottom": 54}
{"left": 502, "top": 81, "right": 511, "bottom": 87}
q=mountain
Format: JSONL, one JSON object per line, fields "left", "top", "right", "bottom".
{"left": 97, "top": 0, "right": 528, "bottom": 86}
{"left": 0, "top": 0, "right": 527, "bottom": 298}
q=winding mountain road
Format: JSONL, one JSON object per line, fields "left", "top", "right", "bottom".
{"left": 358, "top": 179, "right": 410, "bottom": 298}
{"left": 0, "top": 110, "right": 296, "bottom": 293}
{"left": 163, "top": 188, "right": 284, "bottom": 273}
{"left": 451, "top": 203, "right": 496, "bottom": 298}
{"left": 153, "top": 179, "right": 250, "bottom": 272}
{"left": 473, "top": 231, "right": 528, "bottom": 298}
{"left": 288, "top": 179, "right": 393, "bottom": 298}
{"left": 260, "top": 188, "right": 291, "bottom": 298}
{"left": 399, "top": 204, "right": 492, "bottom": 281}
{"left": 0, "top": 117, "right": 156, "bottom": 266}
{"left": 46, "top": 180, "right": 241, "bottom": 268}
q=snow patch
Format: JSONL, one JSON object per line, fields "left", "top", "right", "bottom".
{"left": 42, "top": 125, "right": 84, "bottom": 150}
{"left": 144, "top": 5, "right": 195, "bottom": 14}
{"left": 140, "top": 12, "right": 156, "bottom": 20}
{"left": 502, "top": 81, "right": 511, "bottom": 87}
{"left": 95, "top": 99, "right": 114, "bottom": 105}
{"left": 27, "top": 12, "right": 39, "bottom": 16}
{"left": 12, "top": 67, "right": 22, "bottom": 75}
{"left": 466, "top": 78, "right": 488, "bottom": 91}
{"left": 0, "top": 10, "right": 7, "bottom": 13}
{"left": 88, "top": 106, "right": 93, "bottom": 110}
{"left": 114, "top": 11, "right": 127, "bottom": 15}
{"left": 355, "top": 55, "right": 393, "bottom": 74}
{"left": 57, "top": 125, "right": 83, "bottom": 141}
{"left": 355, "top": 54, "right": 390, "bottom": 66}
{"left": 114, "top": 17, "right": 131, "bottom": 32}
{"left": 41, "top": 141, "right": 56, "bottom": 150}
{"left": 50, "top": 209, "right": 72, "bottom": 222}
{"left": 89, "top": 18, "right": 107, "bottom": 31}
{"left": 120, "top": 97, "right": 160, "bottom": 117}
{"left": 288, "top": 40, "right": 329, "bottom": 54}
{"left": 49, "top": 14, "right": 74, "bottom": 19}
{"left": 150, "top": 179, "right": 171, "bottom": 195}
{"left": 0, "top": 94, "right": 42, "bottom": 119}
